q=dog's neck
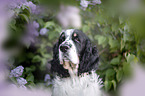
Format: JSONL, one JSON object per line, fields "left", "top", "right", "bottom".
{"left": 63, "top": 61, "right": 78, "bottom": 78}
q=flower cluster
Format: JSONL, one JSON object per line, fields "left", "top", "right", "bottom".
{"left": 44, "top": 74, "right": 52, "bottom": 86}
{"left": 8, "top": 0, "right": 27, "bottom": 9}
{"left": 17, "top": 77, "right": 27, "bottom": 85}
{"left": 9, "top": 66, "right": 24, "bottom": 77}
{"left": 8, "top": 0, "right": 39, "bottom": 14}
{"left": 23, "top": 1, "right": 39, "bottom": 14}
{"left": 40, "top": 28, "right": 49, "bottom": 35}
{"left": 80, "top": 0, "right": 101, "bottom": 10}
{"left": 22, "top": 21, "right": 39, "bottom": 45}
{"left": 9, "top": 66, "right": 27, "bottom": 88}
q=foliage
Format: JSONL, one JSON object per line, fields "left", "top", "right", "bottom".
{"left": 6, "top": 0, "right": 145, "bottom": 94}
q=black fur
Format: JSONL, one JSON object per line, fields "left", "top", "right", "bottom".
{"left": 50, "top": 29, "right": 99, "bottom": 78}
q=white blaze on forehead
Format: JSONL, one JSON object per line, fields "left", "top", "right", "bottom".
{"left": 61, "top": 29, "right": 75, "bottom": 38}
{"left": 65, "top": 29, "right": 74, "bottom": 36}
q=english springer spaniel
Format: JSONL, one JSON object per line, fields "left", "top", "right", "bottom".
{"left": 51, "top": 29, "right": 102, "bottom": 96}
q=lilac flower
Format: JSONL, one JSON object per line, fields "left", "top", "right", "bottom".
{"left": 44, "top": 74, "right": 52, "bottom": 86}
{"left": 33, "top": 21, "right": 39, "bottom": 29}
{"left": 80, "top": 0, "right": 90, "bottom": 10}
{"left": 80, "top": 0, "right": 101, "bottom": 10}
{"left": 40, "top": 28, "right": 49, "bottom": 35}
{"left": 90, "top": 0, "right": 101, "bottom": 5}
{"left": 23, "top": 1, "right": 37, "bottom": 14}
{"left": 27, "top": 21, "right": 39, "bottom": 39}
{"left": 44, "top": 74, "right": 51, "bottom": 82}
{"left": 8, "top": 0, "right": 27, "bottom": 9}
{"left": 7, "top": 0, "right": 39, "bottom": 14}
{"left": 22, "top": 21, "right": 39, "bottom": 44}
{"left": 16, "top": 77, "right": 27, "bottom": 85}
{"left": 9, "top": 66, "right": 24, "bottom": 78}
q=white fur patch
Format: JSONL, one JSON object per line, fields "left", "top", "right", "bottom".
{"left": 52, "top": 71, "right": 103, "bottom": 96}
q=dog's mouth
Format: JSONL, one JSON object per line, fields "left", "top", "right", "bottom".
{"left": 61, "top": 59, "right": 79, "bottom": 77}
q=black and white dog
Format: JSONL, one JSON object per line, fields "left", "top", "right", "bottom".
{"left": 51, "top": 29, "right": 102, "bottom": 96}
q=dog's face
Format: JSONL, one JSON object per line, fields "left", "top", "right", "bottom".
{"left": 59, "top": 29, "right": 80, "bottom": 65}
{"left": 51, "top": 29, "right": 99, "bottom": 77}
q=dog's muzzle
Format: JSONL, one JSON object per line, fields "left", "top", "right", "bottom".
{"left": 60, "top": 42, "right": 72, "bottom": 53}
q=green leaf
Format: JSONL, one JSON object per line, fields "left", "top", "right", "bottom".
{"left": 25, "top": 66, "right": 36, "bottom": 73}
{"left": 26, "top": 73, "right": 34, "bottom": 82}
{"left": 48, "top": 31, "right": 59, "bottom": 40}
{"left": 22, "top": 8, "right": 30, "bottom": 17}
{"left": 124, "top": 24, "right": 129, "bottom": 32}
{"left": 106, "top": 69, "right": 116, "bottom": 79}
{"left": 82, "top": 25, "right": 90, "bottom": 33}
{"left": 25, "top": 41, "right": 31, "bottom": 48}
{"left": 110, "top": 57, "right": 120, "bottom": 65}
{"left": 41, "top": 58, "right": 47, "bottom": 66}
{"left": 109, "top": 37, "right": 119, "bottom": 49}
{"left": 32, "top": 55, "right": 41, "bottom": 62}
{"left": 120, "top": 40, "right": 125, "bottom": 51}
{"left": 44, "top": 21, "right": 55, "bottom": 28}
{"left": 123, "top": 32, "right": 133, "bottom": 42}
{"left": 126, "top": 54, "right": 135, "bottom": 63}
{"left": 43, "top": 54, "right": 52, "bottom": 58}
{"left": 111, "top": 80, "right": 117, "bottom": 91}
{"left": 55, "top": 26, "right": 62, "bottom": 33}
{"left": 119, "top": 16, "right": 124, "bottom": 24}
{"left": 47, "top": 42, "right": 53, "bottom": 47}
{"left": 111, "top": 23, "right": 119, "bottom": 32}
{"left": 102, "top": 27, "right": 111, "bottom": 33}
{"left": 123, "top": 62, "right": 131, "bottom": 76}
{"left": 116, "top": 69, "right": 123, "bottom": 82}
{"left": 19, "top": 14, "right": 29, "bottom": 23}
{"left": 95, "top": 35, "right": 107, "bottom": 48}
{"left": 104, "top": 80, "right": 112, "bottom": 91}
{"left": 10, "top": 77, "right": 17, "bottom": 84}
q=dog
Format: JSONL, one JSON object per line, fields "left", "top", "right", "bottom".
{"left": 51, "top": 29, "right": 102, "bottom": 96}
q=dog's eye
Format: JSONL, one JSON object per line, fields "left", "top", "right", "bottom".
{"left": 73, "top": 33, "right": 80, "bottom": 43}
{"left": 59, "top": 33, "right": 65, "bottom": 43}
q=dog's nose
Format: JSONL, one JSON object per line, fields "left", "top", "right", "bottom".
{"left": 60, "top": 45, "right": 69, "bottom": 52}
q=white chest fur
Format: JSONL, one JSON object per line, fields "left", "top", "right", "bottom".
{"left": 52, "top": 71, "right": 102, "bottom": 96}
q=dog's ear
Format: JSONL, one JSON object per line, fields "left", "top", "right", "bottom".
{"left": 78, "top": 38, "right": 99, "bottom": 75}
{"left": 50, "top": 42, "right": 70, "bottom": 77}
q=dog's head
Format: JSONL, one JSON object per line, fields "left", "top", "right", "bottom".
{"left": 51, "top": 29, "right": 99, "bottom": 77}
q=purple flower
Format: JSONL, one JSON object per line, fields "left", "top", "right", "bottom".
{"left": 91, "top": 0, "right": 101, "bottom": 5}
{"left": 40, "top": 28, "right": 49, "bottom": 35}
{"left": 9, "top": 66, "right": 24, "bottom": 78}
{"left": 44, "top": 74, "right": 52, "bottom": 86}
{"left": 80, "top": 0, "right": 101, "bottom": 10}
{"left": 22, "top": 21, "right": 39, "bottom": 44}
{"left": 8, "top": 0, "right": 27, "bottom": 9}
{"left": 80, "top": 0, "right": 90, "bottom": 10}
{"left": 23, "top": 1, "right": 37, "bottom": 14}
{"left": 27, "top": 21, "right": 39, "bottom": 38}
{"left": 16, "top": 77, "right": 27, "bottom": 85}
{"left": 33, "top": 21, "right": 39, "bottom": 29}
{"left": 44, "top": 74, "right": 51, "bottom": 82}
{"left": 7, "top": 0, "right": 39, "bottom": 14}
